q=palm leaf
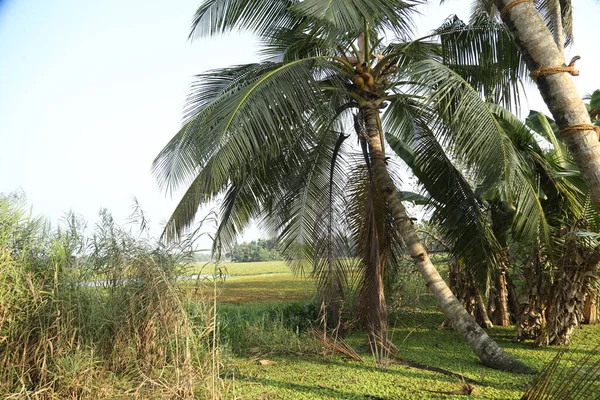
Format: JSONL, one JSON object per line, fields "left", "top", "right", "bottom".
{"left": 154, "top": 58, "right": 346, "bottom": 241}
{"left": 385, "top": 99, "right": 501, "bottom": 284}
{"left": 434, "top": 12, "right": 527, "bottom": 111}
{"left": 405, "top": 59, "right": 509, "bottom": 189}
{"left": 189, "top": 0, "right": 298, "bottom": 39}
{"left": 536, "top": 0, "right": 573, "bottom": 47}
{"left": 289, "top": 0, "right": 421, "bottom": 39}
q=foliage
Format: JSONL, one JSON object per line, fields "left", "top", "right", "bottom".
{"left": 228, "top": 238, "right": 282, "bottom": 262}
{"left": 195, "top": 259, "right": 600, "bottom": 399}
{"left": 217, "top": 302, "right": 321, "bottom": 355}
{"left": 222, "top": 303, "right": 600, "bottom": 399}
{"left": 154, "top": 0, "right": 535, "bottom": 354}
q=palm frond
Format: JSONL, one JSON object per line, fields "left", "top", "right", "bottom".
{"left": 536, "top": 0, "right": 573, "bottom": 47}
{"left": 521, "top": 345, "right": 600, "bottom": 399}
{"left": 189, "top": 0, "right": 298, "bottom": 39}
{"left": 155, "top": 58, "right": 346, "bottom": 241}
{"left": 406, "top": 59, "right": 509, "bottom": 189}
{"left": 434, "top": 13, "right": 528, "bottom": 110}
{"left": 346, "top": 155, "right": 405, "bottom": 303}
{"left": 269, "top": 122, "right": 356, "bottom": 304}
{"left": 384, "top": 99, "right": 500, "bottom": 284}
{"left": 289, "top": 0, "right": 422, "bottom": 39}
{"left": 469, "top": 0, "right": 499, "bottom": 18}
{"left": 526, "top": 110, "right": 567, "bottom": 167}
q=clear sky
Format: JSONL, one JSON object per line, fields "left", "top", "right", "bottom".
{"left": 1, "top": 0, "right": 598, "bottom": 246}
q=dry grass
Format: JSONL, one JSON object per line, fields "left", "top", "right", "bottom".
{"left": 0, "top": 197, "right": 222, "bottom": 399}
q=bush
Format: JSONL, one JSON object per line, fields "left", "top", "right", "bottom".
{"left": 217, "top": 302, "right": 320, "bottom": 354}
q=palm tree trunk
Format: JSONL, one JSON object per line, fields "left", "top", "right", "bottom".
{"left": 473, "top": 276, "right": 494, "bottom": 329}
{"left": 492, "top": 261, "right": 511, "bottom": 326}
{"left": 506, "top": 270, "right": 521, "bottom": 318}
{"left": 358, "top": 184, "right": 388, "bottom": 351}
{"left": 583, "top": 290, "right": 598, "bottom": 325}
{"left": 496, "top": 0, "right": 600, "bottom": 210}
{"left": 361, "top": 106, "right": 533, "bottom": 373}
{"left": 552, "top": 0, "right": 564, "bottom": 55}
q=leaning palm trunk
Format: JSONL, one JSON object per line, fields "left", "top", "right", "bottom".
{"left": 361, "top": 106, "right": 533, "bottom": 373}
{"left": 496, "top": 0, "right": 600, "bottom": 210}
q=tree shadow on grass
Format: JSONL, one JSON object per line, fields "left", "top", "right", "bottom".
{"left": 233, "top": 368, "right": 522, "bottom": 400}
{"left": 234, "top": 374, "right": 381, "bottom": 399}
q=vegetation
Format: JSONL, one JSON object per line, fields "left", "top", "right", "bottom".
{"left": 228, "top": 239, "right": 282, "bottom": 262}
{"left": 154, "top": 0, "right": 538, "bottom": 372}
{"left": 0, "top": 195, "right": 220, "bottom": 399}
{"left": 5, "top": 0, "right": 600, "bottom": 399}
{"left": 210, "top": 261, "right": 600, "bottom": 399}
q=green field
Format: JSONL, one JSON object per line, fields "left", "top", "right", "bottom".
{"left": 183, "top": 260, "right": 316, "bottom": 304}
{"left": 190, "top": 260, "right": 600, "bottom": 399}
{"left": 186, "top": 260, "right": 293, "bottom": 277}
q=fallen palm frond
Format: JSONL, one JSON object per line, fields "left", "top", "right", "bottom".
{"left": 311, "top": 328, "right": 364, "bottom": 363}
{"left": 522, "top": 344, "right": 600, "bottom": 399}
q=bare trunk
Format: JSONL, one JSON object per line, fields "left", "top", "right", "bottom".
{"left": 552, "top": 0, "right": 564, "bottom": 55}
{"left": 490, "top": 207, "right": 513, "bottom": 326}
{"left": 361, "top": 106, "right": 533, "bottom": 373}
{"left": 583, "top": 290, "right": 598, "bottom": 325}
{"left": 446, "top": 260, "right": 493, "bottom": 329}
{"left": 473, "top": 280, "right": 494, "bottom": 329}
{"left": 506, "top": 270, "right": 521, "bottom": 319}
{"left": 318, "top": 277, "right": 347, "bottom": 337}
{"left": 491, "top": 263, "right": 511, "bottom": 327}
{"left": 496, "top": 0, "right": 600, "bottom": 210}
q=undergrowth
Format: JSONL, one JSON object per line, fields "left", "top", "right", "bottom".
{"left": 0, "top": 194, "right": 221, "bottom": 399}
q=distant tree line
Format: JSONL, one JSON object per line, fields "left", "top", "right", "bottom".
{"left": 228, "top": 239, "right": 282, "bottom": 262}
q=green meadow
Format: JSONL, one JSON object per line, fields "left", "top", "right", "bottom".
{"left": 192, "top": 260, "right": 600, "bottom": 399}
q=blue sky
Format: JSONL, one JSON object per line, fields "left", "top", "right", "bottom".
{"left": 1, "top": 0, "right": 598, "bottom": 246}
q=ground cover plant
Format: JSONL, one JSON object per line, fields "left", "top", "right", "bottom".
{"left": 207, "top": 261, "right": 600, "bottom": 399}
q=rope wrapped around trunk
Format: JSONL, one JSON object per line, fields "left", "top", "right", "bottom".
{"left": 530, "top": 56, "right": 581, "bottom": 81}
{"left": 560, "top": 124, "right": 600, "bottom": 140}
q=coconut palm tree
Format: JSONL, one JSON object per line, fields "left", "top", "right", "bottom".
{"left": 489, "top": 0, "right": 600, "bottom": 212}
{"left": 154, "top": 0, "right": 533, "bottom": 372}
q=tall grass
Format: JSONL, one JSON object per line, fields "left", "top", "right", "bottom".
{"left": 0, "top": 194, "right": 221, "bottom": 399}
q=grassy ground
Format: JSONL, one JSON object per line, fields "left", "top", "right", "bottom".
{"left": 194, "top": 260, "right": 600, "bottom": 399}
{"left": 183, "top": 260, "right": 316, "bottom": 304}
{"left": 185, "top": 260, "right": 292, "bottom": 277}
